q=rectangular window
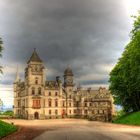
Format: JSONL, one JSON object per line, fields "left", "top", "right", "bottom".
{"left": 63, "top": 101, "right": 65, "bottom": 107}
{"left": 49, "top": 110, "right": 51, "bottom": 115}
{"left": 55, "top": 110, "right": 58, "bottom": 115}
{"left": 32, "top": 100, "right": 40, "bottom": 108}
{"left": 69, "top": 110, "right": 71, "bottom": 114}
{"left": 84, "top": 110, "right": 87, "bottom": 114}
{"left": 69, "top": 102, "right": 71, "bottom": 107}
{"left": 55, "top": 101, "right": 58, "bottom": 107}
{"left": 99, "top": 110, "right": 103, "bottom": 114}
{"left": 84, "top": 102, "right": 87, "bottom": 107}
{"left": 48, "top": 100, "right": 51, "bottom": 107}
{"left": 48, "top": 92, "right": 51, "bottom": 96}
{"left": 55, "top": 92, "right": 58, "bottom": 96}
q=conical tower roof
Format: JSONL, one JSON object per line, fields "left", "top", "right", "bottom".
{"left": 28, "top": 48, "right": 42, "bottom": 63}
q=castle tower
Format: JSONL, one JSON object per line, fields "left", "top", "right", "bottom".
{"left": 24, "top": 49, "right": 46, "bottom": 119}
{"left": 13, "top": 66, "right": 20, "bottom": 116}
{"left": 64, "top": 66, "right": 74, "bottom": 93}
{"left": 25, "top": 48, "right": 45, "bottom": 87}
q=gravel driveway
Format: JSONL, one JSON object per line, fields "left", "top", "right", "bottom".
{"left": 3, "top": 119, "right": 140, "bottom": 140}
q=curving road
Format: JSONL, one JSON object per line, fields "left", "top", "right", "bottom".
{"left": 4, "top": 119, "right": 140, "bottom": 140}
{"left": 33, "top": 119, "right": 140, "bottom": 140}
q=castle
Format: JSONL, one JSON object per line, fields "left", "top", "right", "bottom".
{"left": 13, "top": 49, "right": 115, "bottom": 121}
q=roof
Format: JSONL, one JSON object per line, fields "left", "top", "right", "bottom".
{"left": 64, "top": 66, "right": 73, "bottom": 76}
{"left": 45, "top": 81, "right": 59, "bottom": 89}
{"left": 28, "top": 49, "right": 42, "bottom": 63}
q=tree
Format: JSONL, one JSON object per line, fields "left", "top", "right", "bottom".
{"left": 0, "top": 37, "right": 3, "bottom": 73}
{"left": 109, "top": 12, "right": 140, "bottom": 112}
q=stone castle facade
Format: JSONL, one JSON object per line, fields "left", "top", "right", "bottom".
{"left": 13, "top": 49, "right": 115, "bottom": 121}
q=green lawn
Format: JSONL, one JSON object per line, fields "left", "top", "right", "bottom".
{"left": 0, "top": 120, "right": 17, "bottom": 138}
{"left": 113, "top": 111, "right": 140, "bottom": 125}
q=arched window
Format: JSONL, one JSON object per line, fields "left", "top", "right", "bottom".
{"left": 32, "top": 87, "right": 35, "bottom": 95}
{"left": 35, "top": 77, "right": 38, "bottom": 84}
{"left": 38, "top": 87, "right": 41, "bottom": 95}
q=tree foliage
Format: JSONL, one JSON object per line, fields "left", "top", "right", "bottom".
{"left": 0, "top": 37, "right": 3, "bottom": 73}
{"left": 109, "top": 12, "right": 140, "bottom": 112}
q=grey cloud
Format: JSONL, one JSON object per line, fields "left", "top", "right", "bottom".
{"left": 0, "top": 0, "right": 131, "bottom": 86}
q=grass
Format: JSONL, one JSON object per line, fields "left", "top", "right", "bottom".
{"left": 113, "top": 111, "right": 140, "bottom": 125}
{"left": 0, "top": 120, "right": 17, "bottom": 138}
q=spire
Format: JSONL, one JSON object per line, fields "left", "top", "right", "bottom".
{"left": 15, "top": 65, "right": 20, "bottom": 82}
{"left": 28, "top": 48, "right": 42, "bottom": 63}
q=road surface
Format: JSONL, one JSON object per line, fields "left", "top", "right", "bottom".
{"left": 3, "top": 119, "right": 140, "bottom": 140}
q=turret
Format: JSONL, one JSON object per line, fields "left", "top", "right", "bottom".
{"left": 25, "top": 49, "right": 45, "bottom": 96}
{"left": 14, "top": 66, "right": 20, "bottom": 97}
{"left": 63, "top": 66, "right": 74, "bottom": 92}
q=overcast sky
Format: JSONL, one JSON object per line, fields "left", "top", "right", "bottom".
{"left": 0, "top": 0, "right": 140, "bottom": 107}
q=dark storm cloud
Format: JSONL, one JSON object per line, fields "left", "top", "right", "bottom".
{"left": 0, "top": 0, "right": 130, "bottom": 86}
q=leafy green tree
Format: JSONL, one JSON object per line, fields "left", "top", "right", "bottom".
{"left": 0, "top": 37, "right": 3, "bottom": 73}
{"left": 109, "top": 12, "right": 140, "bottom": 112}
{"left": 3, "top": 110, "right": 14, "bottom": 116}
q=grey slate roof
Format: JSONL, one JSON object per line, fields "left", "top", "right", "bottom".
{"left": 28, "top": 49, "right": 42, "bottom": 63}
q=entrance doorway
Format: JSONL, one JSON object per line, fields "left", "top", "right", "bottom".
{"left": 61, "top": 109, "right": 65, "bottom": 118}
{"left": 34, "top": 112, "right": 39, "bottom": 119}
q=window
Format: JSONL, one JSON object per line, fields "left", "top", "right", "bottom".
{"left": 74, "top": 109, "right": 77, "bottom": 114}
{"left": 18, "top": 101, "right": 20, "bottom": 107}
{"left": 32, "top": 87, "right": 35, "bottom": 95}
{"left": 49, "top": 110, "right": 51, "bottom": 115}
{"left": 32, "top": 100, "right": 40, "bottom": 108}
{"left": 69, "top": 110, "right": 71, "bottom": 114}
{"left": 55, "top": 110, "right": 58, "bottom": 115}
{"left": 38, "top": 88, "right": 41, "bottom": 95}
{"left": 48, "top": 92, "right": 51, "bottom": 96}
{"left": 55, "top": 100, "right": 58, "bottom": 107}
{"left": 48, "top": 99, "right": 52, "bottom": 107}
{"left": 69, "top": 102, "right": 71, "bottom": 107}
{"left": 99, "top": 110, "right": 103, "bottom": 114}
{"left": 69, "top": 95, "right": 71, "bottom": 99}
{"left": 63, "top": 101, "right": 65, "bottom": 107}
{"left": 35, "top": 77, "right": 38, "bottom": 84}
{"left": 89, "top": 103, "right": 92, "bottom": 106}
{"left": 84, "top": 102, "right": 87, "bottom": 107}
{"left": 55, "top": 92, "right": 58, "bottom": 96}
{"left": 84, "top": 110, "right": 87, "bottom": 114}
